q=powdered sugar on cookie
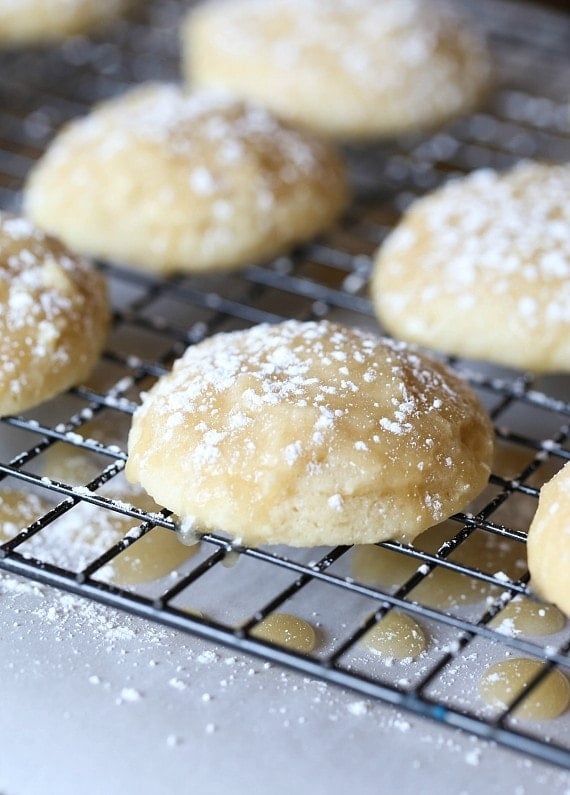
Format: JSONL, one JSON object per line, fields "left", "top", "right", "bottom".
{"left": 373, "top": 162, "right": 570, "bottom": 372}
{"left": 126, "top": 320, "right": 494, "bottom": 547}
{"left": 0, "top": 212, "right": 109, "bottom": 416}
{"left": 24, "top": 84, "right": 348, "bottom": 274}
{"left": 185, "top": 0, "right": 491, "bottom": 139}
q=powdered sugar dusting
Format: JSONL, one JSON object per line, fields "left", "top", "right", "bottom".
{"left": 134, "top": 320, "right": 458, "bottom": 452}
{"left": 379, "top": 162, "right": 570, "bottom": 329}
{"left": 25, "top": 82, "right": 346, "bottom": 272}
{"left": 190, "top": 0, "right": 490, "bottom": 132}
{"left": 128, "top": 319, "right": 488, "bottom": 529}
{"left": 0, "top": 210, "right": 108, "bottom": 414}
{"left": 40, "top": 83, "right": 335, "bottom": 207}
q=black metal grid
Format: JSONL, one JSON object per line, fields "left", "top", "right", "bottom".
{"left": 1, "top": 0, "right": 570, "bottom": 770}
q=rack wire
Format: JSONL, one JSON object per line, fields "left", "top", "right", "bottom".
{"left": 1, "top": 0, "right": 570, "bottom": 771}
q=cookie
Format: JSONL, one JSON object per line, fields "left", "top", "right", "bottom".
{"left": 125, "top": 320, "right": 494, "bottom": 548}
{"left": 0, "top": 0, "right": 129, "bottom": 45}
{"left": 0, "top": 212, "right": 109, "bottom": 416}
{"left": 24, "top": 83, "right": 348, "bottom": 274}
{"left": 527, "top": 461, "right": 570, "bottom": 616}
{"left": 372, "top": 162, "right": 570, "bottom": 373}
{"left": 183, "top": 0, "right": 491, "bottom": 140}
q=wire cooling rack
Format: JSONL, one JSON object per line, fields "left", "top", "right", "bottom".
{"left": 1, "top": 0, "right": 570, "bottom": 771}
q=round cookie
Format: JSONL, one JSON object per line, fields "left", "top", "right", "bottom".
{"left": 125, "top": 320, "right": 494, "bottom": 548}
{"left": 0, "top": 212, "right": 110, "bottom": 417}
{"left": 527, "top": 461, "right": 570, "bottom": 616}
{"left": 0, "top": 0, "right": 129, "bottom": 46}
{"left": 24, "top": 83, "right": 348, "bottom": 274}
{"left": 183, "top": 0, "right": 491, "bottom": 140}
{"left": 372, "top": 162, "right": 570, "bottom": 373}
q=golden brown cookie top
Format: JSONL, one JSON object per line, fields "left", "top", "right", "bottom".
{"left": 41, "top": 83, "right": 342, "bottom": 192}
{"left": 0, "top": 212, "right": 109, "bottom": 416}
{"left": 126, "top": 320, "right": 494, "bottom": 547}
{"left": 24, "top": 83, "right": 348, "bottom": 273}
{"left": 185, "top": 0, "right": 491, "bottom": 138}
{"left": 372, "top": 162, "right": 570, "bottom": 372}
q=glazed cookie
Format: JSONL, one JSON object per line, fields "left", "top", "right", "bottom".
{"left": 126, "top": 320, "right": 494, "bottom": 547}
{"left": 372, "top": 162, "right": 570, "bottom": 373}
{"left": 24, "top": 83, "right": 348, "bottom": 274}
{"left": 0, "top": 212, "right": 109, "bottom": 416}
{"left": 0, "top": 0, "right": 129, "bottom": 45}
{"left": 183, "top": 0, "right": 491, "bottom": 140}
{"left": 527, "top": 461, "right": 570, "bottom": 616}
